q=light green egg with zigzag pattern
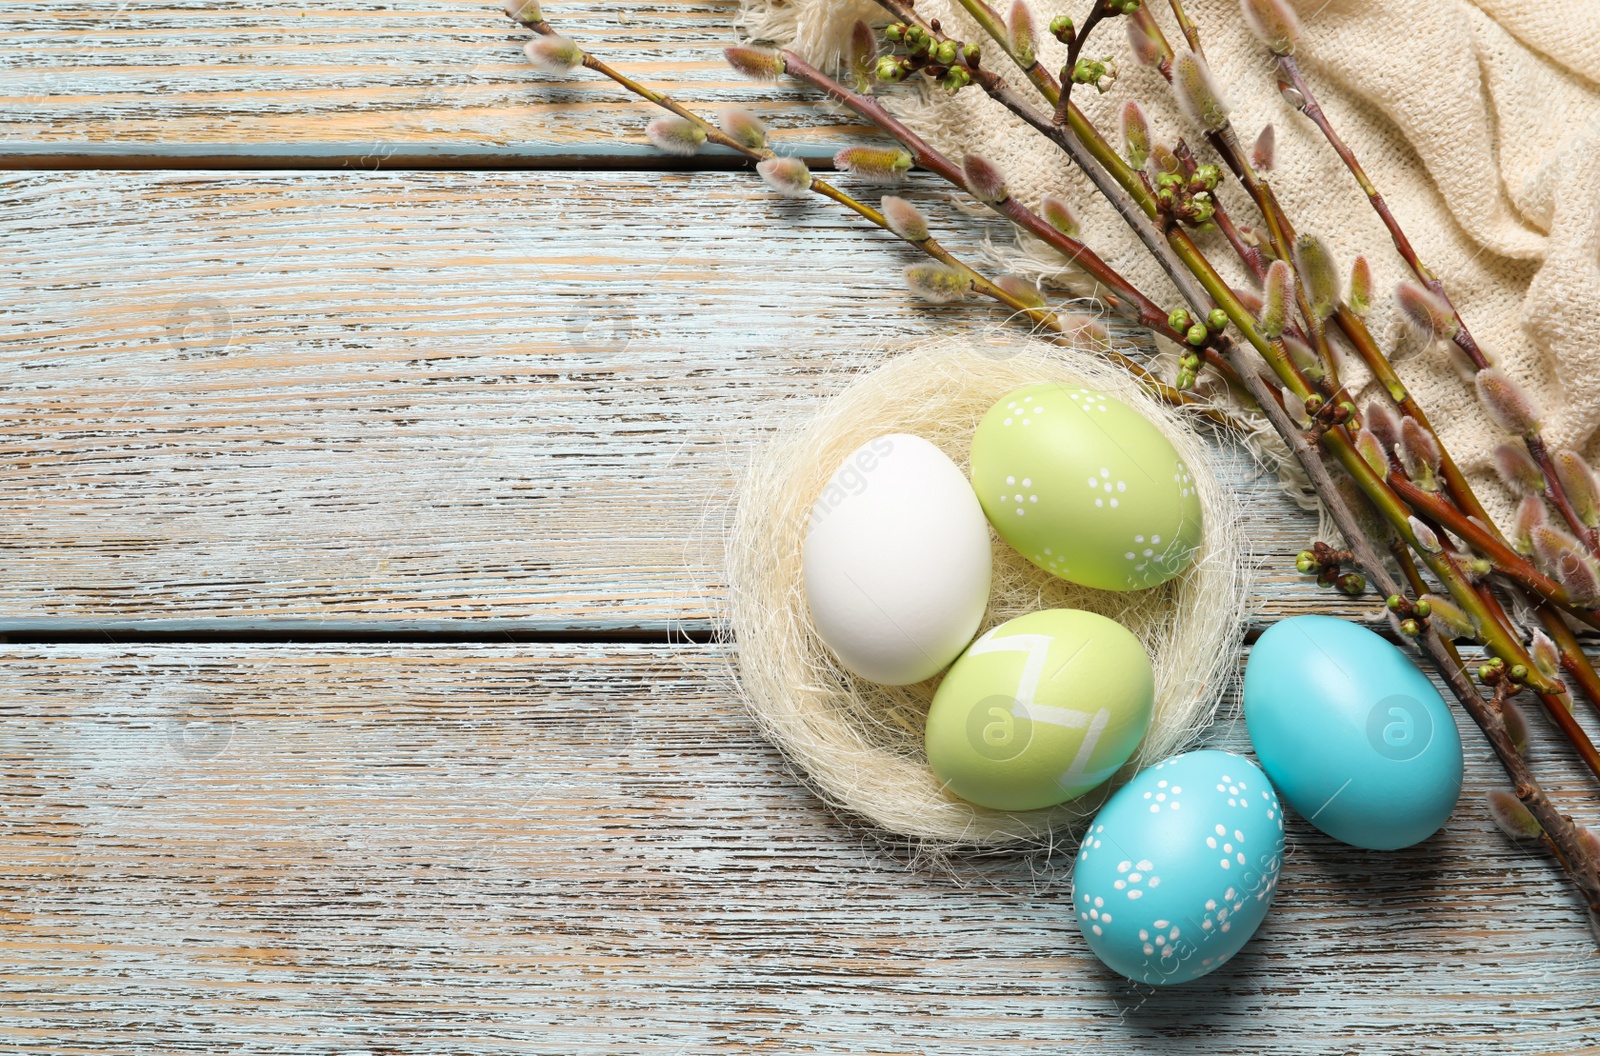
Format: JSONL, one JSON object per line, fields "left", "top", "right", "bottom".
{"left": 970, "top": 383, "right": 1203, "bottom": 591}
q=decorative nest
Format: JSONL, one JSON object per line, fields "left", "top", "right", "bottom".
{"left": 725, "top": 335, "right": 1250, "bottom": 852}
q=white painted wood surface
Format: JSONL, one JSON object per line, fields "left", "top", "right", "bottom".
{"left": 0, "top": 644, "right": 1595, "bottom": 1054}
{"left": 3, "top": 0, "right": 1599, "bottom": 1046}
{"left": 0, "top": 0, "right": 862, "bottom": 152}
{"left": 0, "top": 169, "right": 1365, "bottom": 630}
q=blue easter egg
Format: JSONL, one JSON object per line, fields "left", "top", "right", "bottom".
{"left": 1072, "top": 749, "right": 1285, "bottom": 986}
{"left": 1243, "top": 615, "right": 1463, "bottom": 850}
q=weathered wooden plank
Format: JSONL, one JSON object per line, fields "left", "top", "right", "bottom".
{"left": 0, "top": 140, "right": 845, "bottom": 170}
{"left": 0, "top": 169, "right": 1357, "bottom": 629}
{"left": 0, "top": 169, "right": 1354, "bottom": 629}
{"left": 0, "top": 0, "right": 868, "bottom": 154}
{"left": 0, "top": 643, "right": 1593, "bottom": 1052}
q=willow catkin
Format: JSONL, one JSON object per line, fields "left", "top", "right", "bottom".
{"left": 718, "top": 335, "right": 1250, "bottom": 852}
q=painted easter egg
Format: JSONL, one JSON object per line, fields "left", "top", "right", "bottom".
{"left": 1073, "top": 749, "right": 1285, "bottom": 986}
{"left": 803, "top": 434, "right": 992, "bottom": 686}
{"left": 924, "top": 609, "right": 1154, "bottom": 811}
{"left": 1243, "top": 615, "right": 1463, "bottom": 850}
{"left": 969, "top": 383, "right": 1203, "bottom": 591}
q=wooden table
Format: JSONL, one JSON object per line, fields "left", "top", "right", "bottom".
{"left": 3, "top": 1, "right": 1596, "bottom": 1051}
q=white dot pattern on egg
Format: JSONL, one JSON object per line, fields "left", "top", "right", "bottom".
{"left": 970, "top": 384, "right": 1204, "bottom": 592}
{"left": 1071, "top": 749, "right": 1285, "bottom": 986}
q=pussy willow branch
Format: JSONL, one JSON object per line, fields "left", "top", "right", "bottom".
{"left": 1140, "top": 4, "right": 1600, "bottom": 721}
{"left": 1273, "top": 52, "right": 1600, "bottom": 559}
{"left": 852, "top": 0, "right": 1600, "bottom": 909}
{"left": 1133, "top": 4, "right": 1350, "bottom": 397}
{"left": 921, "top": 12, "right": 1536, "bottom": 670}
{"left": 1052, "top": 1, "right": 1112, "bottom": 123}
{"left": 1387, "top": 474, "right": 1600, "bottom": 628}
{"left": 1207, "top": 6, "right": 1600, "bottom": 737}
{"left": 876, "top": 3, "right": 1555, "bottom": 689}
{"left": 504, "top": 9, "right": 1230, "bottom": 421}
{"left": 885, "top": 3, "right": 1552, "bottom": 665}
{"left": 772, "top": 49, "right": 1250, "bottom": 402}
{"left": 1133, "top": 9, "right": 1507, "bottom": 531}
{"left": 777, "top": 52, "right": 1201, "bottom": 353}
{"left": 1119, "top": 6, "right": 1600, "bottom": 674}
{"left": 1538, "top": 603, "right": 1600, "bottom": 722}
{"left": 1135, "top": 0, "right": 1600, "bottom": 900}
{"left": 874, "top": 0, "right": 1273, "bottom": 385}
{"left": 1227, "top": 298, "right": 1600, "bottom": 916}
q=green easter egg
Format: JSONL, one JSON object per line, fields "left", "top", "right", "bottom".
{"left": 925, "top": 609, "right": 1155, "bottom": 811}
{"left": 970, "top": 383, "right": 1203, "bottom": 590}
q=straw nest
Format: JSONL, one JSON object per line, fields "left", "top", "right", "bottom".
{"left": 725, "top": 335, "right": 1250, "bottom": 852}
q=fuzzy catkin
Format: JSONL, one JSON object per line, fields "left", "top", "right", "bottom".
{"left": 720, "top": 336, "right": 1249, "bottom": 850}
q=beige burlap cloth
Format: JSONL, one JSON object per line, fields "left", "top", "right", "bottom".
{"left": 739, "top": 0, "right": 1600, "bottom": 530}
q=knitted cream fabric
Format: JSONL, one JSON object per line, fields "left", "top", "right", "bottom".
{"left": 740, "top": 0, "right": 1600, "bottom": 530}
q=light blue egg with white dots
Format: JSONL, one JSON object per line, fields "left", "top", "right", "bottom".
{"left": 1071, "top": 749, "right": 1285, "bottom": 986}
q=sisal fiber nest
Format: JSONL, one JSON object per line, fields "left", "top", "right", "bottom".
{"left": 725, "top": 335, "right": 1251, "bottom": 852}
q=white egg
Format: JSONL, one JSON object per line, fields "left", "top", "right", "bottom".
{"left": 803, "top": 434, "right": 992, "bottom": 685}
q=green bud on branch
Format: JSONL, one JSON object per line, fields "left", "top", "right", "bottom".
{"left": 1050, "top": 14, "right": 1075, "bottom": 44}
{"left": 875, "top": 56, "right": 909, "bottom": 83}
{"left": 1335, "top": 572, "right": 1366, "bottom": 596}
{"left": 1071, "top": 56, "right": 1118, "bottom": 93}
